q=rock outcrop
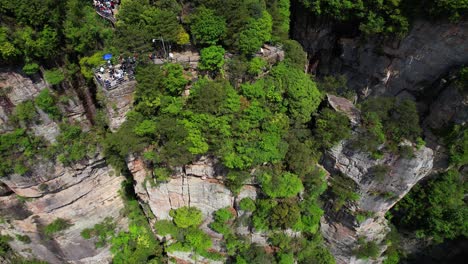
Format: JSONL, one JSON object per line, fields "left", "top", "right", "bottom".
{"left": 0, "top": 155, "right": 126, "bottom": 264}
{"left": 292, "top": 3, "right": 468, "bottom": 98}
{"left": 320, "top": 96, "right": 434, "bottom": 264}
{"left": 128, "top": 155, "right": 258, "bottom": 262}
{"left": 0, "top": 71, "right": 127, "bottom": 264}
{"left": 98, "top": 80, "right": 137, "bottom": 131}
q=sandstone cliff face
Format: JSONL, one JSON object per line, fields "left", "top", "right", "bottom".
{"left": 292, "top": 6, "right": 468, "bottom": 98}
{"left": 98, "top": 80, "right": 137, "bottom": 131}
{"left": 321, "top": 97, "right": 434, "bottom": 264}
{"left": 0, "top": 71, "right": 126, "bottom": 264}
{"left": 128, "top": 155, "right": 258, "bottom": 262}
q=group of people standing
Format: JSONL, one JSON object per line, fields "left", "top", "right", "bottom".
{"left": 93, "top": 0, "right": 120, "bottom": 18}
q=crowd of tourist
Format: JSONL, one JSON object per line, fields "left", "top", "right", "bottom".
{"left": 95, "top": 55, "right": 137, "bottom": 89}
{"left": 93, "top": 0, "right": 120, "bottom": 18}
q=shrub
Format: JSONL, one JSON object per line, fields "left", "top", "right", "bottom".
{"left": 370, "top": 164, "right": 390, "bottom": 182}
{"left": 247, "top": 57, "right": 267, "bottom": 75}
{"left": 12, "top": 100, "right": 37, "bottom": 123}
{"left": 44, "top": 218, "right": 73, "bottom": 236}
{"left": 354, "top": 239, "right": 380, "bottom": 260}
{"left": 198, "top": 45, "right": 226, "bottom": 72}
{"left": 15, "top": 234, "right": 31, "bottom": 244}
{"left": 34, "top": 89, "right": 61, "bottom": 119}
{"left": 154, "top": 220, "right": 179, "bottom": 236}
{"left": 22, "top": 63, "right": 40, "bottom": 75}
{"left": 169, "top": 206, "right": 203, "bottom": 228}
{"left": 44, "top": 68, "right": 65, "bottom": 85}
{"left": 259, "top": 171, "right": 303, "bottom": 198}
{"left": 399, "top": 145, "right": 414, "bottom": 159}
{"left": 314, "top": 108, "right": 351, "bottom": 149}
{"left": 239, "top": 197, "right": 256, "bottom": 212}
{"left": 80, "top": 217, "right": 116, "bottom": 248}
{"left": 214, "top": 207, "right": 234, "bottom": 222}
{"left": 190, "top": 7, "right": 227, "bottom": 45}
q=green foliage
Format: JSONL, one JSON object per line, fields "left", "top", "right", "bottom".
{"left": 392, "top": 170, "right": 467, "bottom": 243}
{"left": 282, "top": 40, "right": 307, "bottom": 70}
{"left": 161, "top": 63, "right": 188, "bottom": 96}
{"left": 0, "top": 235, "right": 13, "bottom": 257}
{"left": 155, "top": 220, "right": 179, "bottom": 237}
{"left": 81, "top": 217, "right": 116, "bottom": 248}
{"left": 252, "top": 199, "right": 278, "bottom": 230}
{"left": 11, "top": 100, "right": 37, "bottom": 123}
{"left": 267, "top": 0, "right": 291, "bottom": 41}
{"left": 259, "top": 171, "right": 304, "bottom": 198}
{"left": 190, "top": 7, "right": 227, "bottom": 45}
{"left": 329, "top": 173, "right": 360, "bottom": 211}
{"left": 79, "top": 51, "right": 106, "bottom": 80}
{"left": 239, "top": 197, "right": 256, "bottom": 212}
{"left": 271, "top": 199, "right": 302, "bottom": 229}
{"left": 0, "top": 129, "right": 43, "bottom": 177}
{"left": 22, "top": 63, "right": 40, "bottom": 75}
{"left": 133, "top": 120, "right": 157, "bottom": 137}
{"left": 300, "top": 0, "right": 409, "bottom": 36}
{"left": 354, "top": 238, "right": 380, "bottom": 260}
{"left": 214, "top": 207, "right": 234, "bottom": 222}
{"left": 15, "top": 234, "right": 31, "bottom": 244}
{"left": 314, "top": 108, "right": 351, "bottom": 149}
{"left": 34, "top": 89, "right": 61, "bottom": 119}
{"left": 44, "top": 218, "right": 73, "bottom": 236}
{"left": 0, "top": 27, "right": 19, "bottom": 61}
{"left": 238, "top": 11, "right": 273, "bottom": 54}
{"left": 184, "top": 228, "right": 213, "bottom": 253}
{"left": 44, "top": 68, "right": 65, "bottom": 85}
{"left": 170, "top": 206, "right": 203, "bottom": 229}
{"left": 199, "top": 45, "right": 226, "bottom": 72}
{"left": 270, "top": 63, "right": 322, "bottom": 124}
{"left": 111, "top": 199, "right": 163, "bottom": 263}
{"left": 248, "top": 57, "right": 267, "bottom": 76}
{"left": 114, "top": 0, "right": 181, "bottom": 53}
{"left": 370, "top": 164, "right": 390, "bottom": 182}
{"left": 64, "top": 0, "right": 112, "bottom": 54}
{"left": 446, "top": 125, "right": 468, "bottom": 168}
{"left": 56, "top": 124, "right": 96, "bottom": 165}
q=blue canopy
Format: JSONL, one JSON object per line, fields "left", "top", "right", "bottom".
{"left": 103, "top": 53, "right": 113, "bottom": 60}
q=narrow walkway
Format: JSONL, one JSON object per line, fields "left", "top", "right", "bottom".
{"left": 93, "top": 0, "right": 118, "bottom": 25}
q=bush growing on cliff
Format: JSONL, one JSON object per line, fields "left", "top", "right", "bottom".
{"left": 44, "top": 218, "right": 73, "bottom": 236}
{"left": 170, "top": 207, "right": 203, "bottom": 229}
{"left": 314, "top": 108, "right": 351, "bottom": 149}
{"left": 34, "top": 89, "right": 61, "bottom": 120}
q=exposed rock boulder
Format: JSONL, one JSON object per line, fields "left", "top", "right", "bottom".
{"left": 320, "top": 96, "right": 434, "bottom": 264}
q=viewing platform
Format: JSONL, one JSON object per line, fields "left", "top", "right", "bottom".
{"left": 94, "top": 59, "right": 136, "bottom": 90}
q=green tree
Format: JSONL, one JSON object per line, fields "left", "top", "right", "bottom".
{"left": 169, "top": 207, "right": 203, "bottom": 229}
{"left": 238, "top": 11, "right": 273, "bottom": 54}
{"left": 34, "top": 89, "right": 61, "bottom": 119}
{"left": 314, "top": 108, "right": 351, "bottom": 149}
{"left": 259, "top": 171, "right": 304, "bottom": 198}
{"left": 190, "top": 7, "right": 227, "bottom": 45}
{"left": 162, "top": 63, "right": 188, "bottom": 96}
{"left": 44, "top": 69, "right": 65, "bottom": 85}
{"left": 198, "top": 45, "right": 226, "bottom": 72}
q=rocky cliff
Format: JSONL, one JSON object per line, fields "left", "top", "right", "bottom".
{"left": 0, "top": 71, "right": 126, "bottom": 264}
{"left": 128, "top": 155, "right": 259, "bottom": 262}
{"left": 321, "top": 96, "right": 434, "bottom": 264}
{"left": 292, "top": 4, "right": 468, "bottom": 99}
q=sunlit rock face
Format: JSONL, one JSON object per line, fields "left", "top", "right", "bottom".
{"left": 320, "top": 96, "right": 433, "bottom": 264}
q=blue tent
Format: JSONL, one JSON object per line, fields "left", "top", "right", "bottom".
{"left": 103, "top": 53, "right": 113, "bottom": 60}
